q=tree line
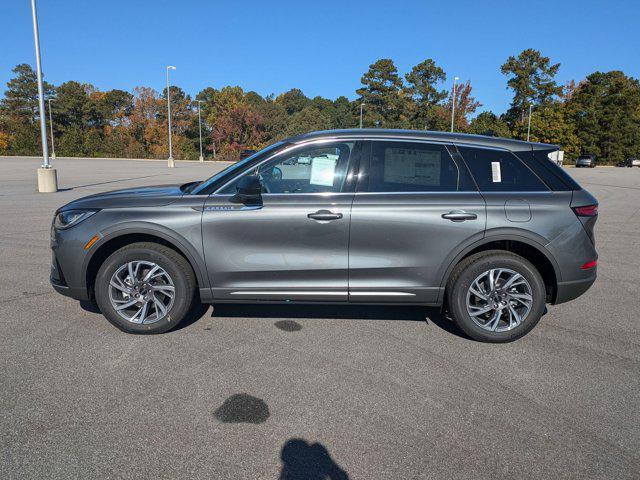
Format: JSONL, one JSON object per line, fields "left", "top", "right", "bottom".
{"left": 1, "top": 49, "right": 639, "bottom": 164}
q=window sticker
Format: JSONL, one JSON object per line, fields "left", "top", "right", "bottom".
{"left": 309, "top": 156, "right": 337, "bottom": 186}
{"left": 491, "top": 161, "right": 502, "bottom": 182}
{"left": 383, "top": 148, "right": 441, "bottom": 186}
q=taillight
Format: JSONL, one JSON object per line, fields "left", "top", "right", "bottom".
{"left": 581, "top": 260, "right": 597, "bottom": 270}
{"left": 573, "top": 204, "right": 598, "bottom": 217}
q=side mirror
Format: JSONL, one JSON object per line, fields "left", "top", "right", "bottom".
{"left": 231, "top": 174, "right": 262, "bottom": 204}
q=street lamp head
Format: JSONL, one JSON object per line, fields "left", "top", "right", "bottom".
{"left": 167, "top": 65, "right": 176, "bottom": 70}
{"left": 454, "top": 76, "right": 459, "bottom": 81}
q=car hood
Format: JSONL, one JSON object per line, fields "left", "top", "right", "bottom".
{"left": 59, "top": 184, "right": 187, "bottom": 211}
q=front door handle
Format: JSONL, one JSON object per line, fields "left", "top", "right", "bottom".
{"left": 442, "top": 210, "right": 477, "bottom": 222}
{"left": 308, "top": 210, "right": 343, "bottom": 221}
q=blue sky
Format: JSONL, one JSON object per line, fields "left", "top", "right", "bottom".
{"left": 1, "top": 0, "right": 639, "bottom": 114}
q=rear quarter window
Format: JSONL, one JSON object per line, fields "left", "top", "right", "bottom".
{"left": 517, "top": 149, "right": 580, "bottom": 191}
{"left": 457, "top": 146, "right": 548, "bottom": 192}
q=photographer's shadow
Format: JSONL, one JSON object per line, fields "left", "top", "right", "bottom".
{"left": 279, "top": 438, "right": 349, "bottom": 480}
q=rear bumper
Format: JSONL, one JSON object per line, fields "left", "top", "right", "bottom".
{"left": 554, "top": 270, "right": 596, "bottom": 304}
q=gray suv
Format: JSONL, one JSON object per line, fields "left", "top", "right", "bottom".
{"left": 50, "top": 130, "right": 598, "bottom": 342}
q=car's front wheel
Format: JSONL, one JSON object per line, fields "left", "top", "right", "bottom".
{"left": 95, "top": 242, "right": 196, "bottom": 334}
{"left": 447, "top": 250, "right": 546, "bottom": 343}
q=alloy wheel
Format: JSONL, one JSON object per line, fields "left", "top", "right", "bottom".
{"left": 465, "top": 268, "right": 533, "bottom": 332}
{"left": 108, "top": 260, "right": 175, "bottom": 324}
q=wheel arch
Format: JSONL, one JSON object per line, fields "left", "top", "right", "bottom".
{"left": 83, "top": 225, "right": 207, "bottom": 301}
{"left": 438, "top": 233, "right": 561, "bottom": 304}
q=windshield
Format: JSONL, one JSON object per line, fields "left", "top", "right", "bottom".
{"left": 191, "top": 141, "right": 286, "bottom": 195}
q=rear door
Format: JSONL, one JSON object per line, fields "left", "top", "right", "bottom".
{"left": 348, "top": 140, "right": 486, "bottom": 304}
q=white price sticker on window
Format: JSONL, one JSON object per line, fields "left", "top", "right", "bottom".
{"left": 491, "top": 161, "right": 502, "bottom": 183}
{"left": 309, "top": 157, "right": 336, "bottom": 186}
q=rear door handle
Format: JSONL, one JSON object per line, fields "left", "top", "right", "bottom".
{"left": 442, "top": 210, "right": 477, "bottom": 222}
{"left": 308, "top": 210, "right": 343, "bottom": 221}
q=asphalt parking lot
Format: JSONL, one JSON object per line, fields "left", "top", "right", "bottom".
{"left": 1, "top": 156, "right": 639, "bottom": 479}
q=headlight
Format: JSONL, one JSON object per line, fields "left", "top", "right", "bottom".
{"left": 53, "top": 209, "right": 99, "bottom": 230}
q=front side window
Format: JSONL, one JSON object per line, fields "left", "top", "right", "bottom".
{"left": 365, "top": 141, "right": 460, "bottom": 192}
{"left": 220, "top": 142, "right": 354, "bottom": 194}
{"left": 192, "top": 141, "right": 286, "bottom": 195}
{"left": 458, "top": 146, "right": 548, "bottom": 192}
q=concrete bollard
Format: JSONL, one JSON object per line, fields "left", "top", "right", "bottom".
{"left": 37, "top": 167, "right": 58, "bottom": 193}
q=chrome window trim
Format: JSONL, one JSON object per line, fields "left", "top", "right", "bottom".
{"left": 351, "top": 191, "right": 483, "bottom": 196}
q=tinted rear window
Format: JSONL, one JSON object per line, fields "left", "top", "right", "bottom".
{"left": 458, "top": 146, "right": 548, "bottom": 192}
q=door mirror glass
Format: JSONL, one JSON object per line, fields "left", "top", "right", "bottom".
{"left": 231, "top": 175, "right": 262, "bottom": 204}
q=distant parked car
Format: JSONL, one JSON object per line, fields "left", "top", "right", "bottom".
{"left": 576, "top": 154, "right": 596, "bottom": 168}
{"left": 625, "top": 157, "right": 640, "bottom": 167}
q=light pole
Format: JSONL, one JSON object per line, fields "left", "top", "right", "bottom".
{"left": 197, "top": 100, "right": 204, "bottom": 162}
{"left": 526, "top": 104, "right": 533, "bottom": 142}
{"left": 359, "top": 102, "right": 364, "bottom": 128}
{"left": 31, "top": 0, "right": 57, "bottom": 192}
{"left": 48, "top": 97, "right": 56, "bottom": 159}
{"left": 450, "top": 76, "right": 459, "bottom": 133}
{"left": 166, "top": 65, "right": 176, "bottom": 168}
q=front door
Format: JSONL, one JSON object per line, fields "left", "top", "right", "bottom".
{"left": 201, "top": 140, "right": 359, "bottom": 302}
{"left": 348, "top": 140, "right": 487, "bottom": 304}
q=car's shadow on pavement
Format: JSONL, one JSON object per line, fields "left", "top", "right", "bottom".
{"left": 206, "top": 303, "right": 470, "bottom": 339}
{"left": 81, "top": 299, "right": 470, "bottom": 339}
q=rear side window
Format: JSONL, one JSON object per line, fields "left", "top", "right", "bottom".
{"left": 366, "top": 141, "right": 460, "bottom": 192}
{"left": 458, "top": 146, "right": 548, "bottom": 192}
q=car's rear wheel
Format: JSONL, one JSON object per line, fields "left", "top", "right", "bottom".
{"left": 95, "top": 242, "right": 196, "bottom": 334}
{"left": 447, "top": 250, "right": 546, "bottom": 343}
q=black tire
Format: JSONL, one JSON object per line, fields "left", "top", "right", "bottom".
{"left": 95, "top": 242, "right": 197, "bottom": 334}
{"left": 446, "top": 250, "right": 546, "bottom": 343}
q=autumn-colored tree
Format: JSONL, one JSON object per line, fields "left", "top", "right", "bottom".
{"left": 2, "top": 58, "right": 639, "bottom": 165}
{"left": 430, "top": 80, "right": 481, "bottom": 132}
{"left": 212, "top": 103, "right": 264, "bottom": 160}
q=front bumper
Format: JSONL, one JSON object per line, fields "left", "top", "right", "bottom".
{"left": 50, "top": 250, "right": 90, "bottom": 301}
{"left": 50, "top": 220, "right": 93, "bottom": 301}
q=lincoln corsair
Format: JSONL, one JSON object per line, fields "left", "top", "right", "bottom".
{"left": 50, "top": 130, "right": 598, "bottom": 342}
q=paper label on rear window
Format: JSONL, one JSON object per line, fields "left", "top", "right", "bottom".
{"left": 491, "top": 161, "right": 501, "bottom": 182}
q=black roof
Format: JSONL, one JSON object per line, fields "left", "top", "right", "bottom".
{"left": 288, "top": 129, "right": 557, "bottom": 151}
